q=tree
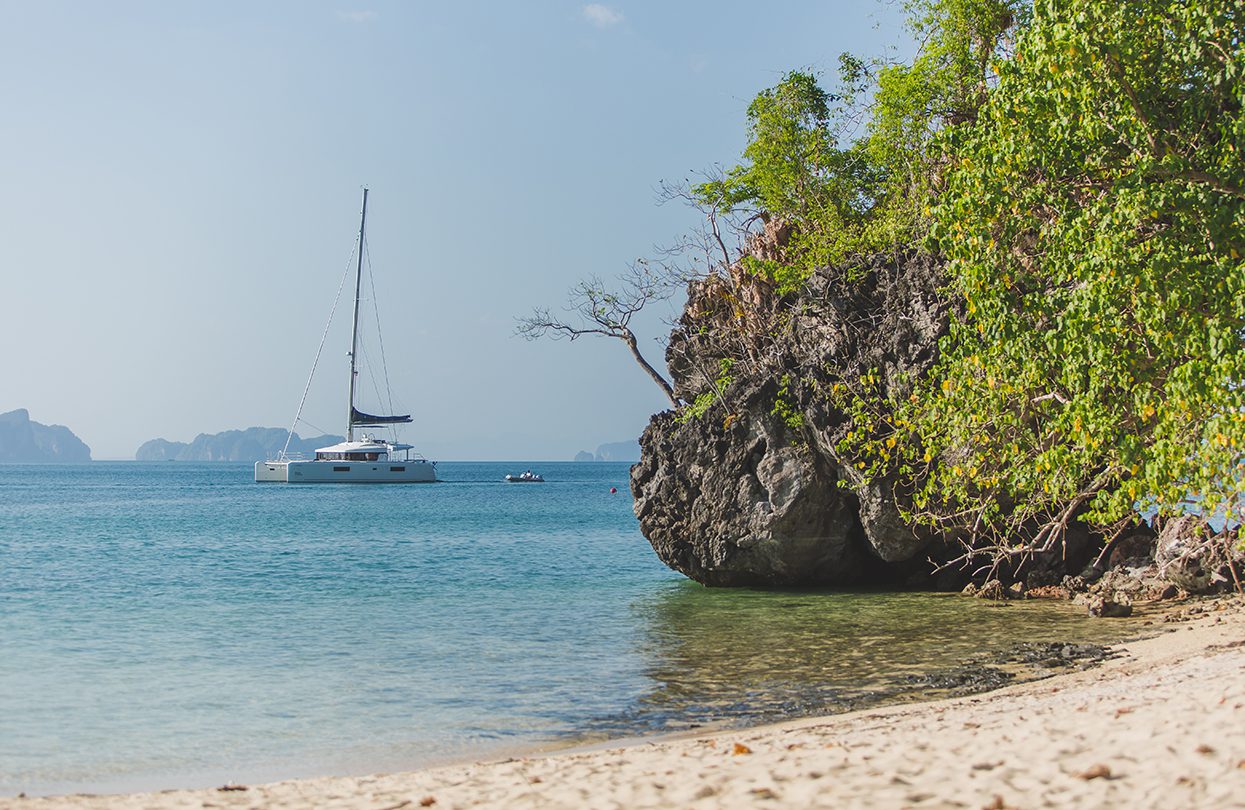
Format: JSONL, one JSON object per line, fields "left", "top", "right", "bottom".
{"left": 862, "top": 0, "right": 1026, "bottom": 250}
{"left": 516, "top": 263, "right": 680, "bottom": 408}
{"left": 689, "top": 1, "right": 1025, "bottom": 291}
{"left": 843, "top": 0, "right": 1245, "bottom": 561}
{"left": 692, "top": 69, "right": 878, "bottom": 290}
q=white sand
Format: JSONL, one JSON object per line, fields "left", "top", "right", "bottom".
{"left": 7, "top": 598, "right": 1244, "bottom": 809}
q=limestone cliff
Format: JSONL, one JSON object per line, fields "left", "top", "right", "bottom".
{"left": 628, "top": 245, "right": 1242, "bottom": 594}
{"left": 0, "top": 409, "right": 91, "bottom": 462}
{"left": 135, "top": 428, "right": 344, "bottom": 461}
{"left": 631, "top": 249, "right": 954, "bottom": 586}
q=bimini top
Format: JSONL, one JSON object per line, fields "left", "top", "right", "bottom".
{"left": 313, "top": 437, "right": 415, "bottom": 460}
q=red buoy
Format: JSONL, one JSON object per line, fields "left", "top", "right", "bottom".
{"left": 609, "top": 487, "right": 617, "bottom": 494}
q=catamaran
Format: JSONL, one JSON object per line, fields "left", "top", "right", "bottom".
{"left": 255, "top": 189, "right": 437, "bottom": 483}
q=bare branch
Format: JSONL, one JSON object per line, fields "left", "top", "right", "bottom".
{"left": 516, "top": 273, "right": 679, "bottom": 408}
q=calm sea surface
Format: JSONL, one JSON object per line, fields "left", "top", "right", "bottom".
{"left": 1, "top": 462, "right": 1141, "bottom": 796}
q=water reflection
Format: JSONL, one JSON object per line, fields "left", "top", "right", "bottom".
{"left": 592, "top": 584, "right": 1144, "bottom": 736}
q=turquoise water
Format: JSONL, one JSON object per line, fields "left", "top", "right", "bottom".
{"left": 0, "top": 462, "right": 1137, "bottom": 796}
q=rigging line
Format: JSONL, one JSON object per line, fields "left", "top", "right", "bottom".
{"left": 364, "top": 240, "right": 397, "bottom": 412}
{"left": 281, "top": 245, "right": 356, "bottom": 457}
{"left": 354, "top": 239, "right": 393, "bottom": 441}
{"left": 356, "top": 244, "right": 388, "bottom": 435}
{"left": 294, "top": 416, "right": 332, "bottom": 438}
{"left": 363, "top": 238, "right": 401, "bottom": 435}
{"left": 355, "top": 337, "right": 388, "bottom": 434}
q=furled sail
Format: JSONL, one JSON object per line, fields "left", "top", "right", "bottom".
{"left": 351, "top": 407, "right": 412, "bottom": 426}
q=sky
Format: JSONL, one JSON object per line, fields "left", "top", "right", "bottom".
{"left": 0, "top": 1, "right": 911, "bottom": 461}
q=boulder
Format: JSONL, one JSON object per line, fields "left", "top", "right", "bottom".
{"left": 1154, "top": 516, "right": 1242, "bottom": 594}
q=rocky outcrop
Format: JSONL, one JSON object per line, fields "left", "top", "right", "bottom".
{"left": 631, "top": 249, "right": 953, "bottom": 586}
{"left": 634, "top": 407, "right": 868, "bottom": 586}
{"left": 0, "top": 408, "right": 91, "bottom": 462}
{"left": 1154, "top": 516, "right": 1243, "bottom": 594}
{"left": 629, "top": 241, "right": 1240, "bottom": 592}
{"left": 135, "top": 428, "right": 344, "bottom": 462}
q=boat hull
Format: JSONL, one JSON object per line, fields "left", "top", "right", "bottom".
{"left": 254, "top": 459, "right": 437, "bottom": 483}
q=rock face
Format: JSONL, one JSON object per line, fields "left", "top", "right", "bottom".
{"left": 0, "top": 409, "right": 91, "bottom": 462}
{"left": 631, "top": 250, "right": 952, "bottom": 586}
{"left": 135, "top": 428, "right": 344, "bottom": 462}
{"left": 1154, "top": 515, "right": 1243, "bottom": 594}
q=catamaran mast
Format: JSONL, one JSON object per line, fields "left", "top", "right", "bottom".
{"left": 347, "top": 187, "right": 368, "bottom": 442}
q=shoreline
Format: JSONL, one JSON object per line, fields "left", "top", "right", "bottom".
{"left": 6, "top": 597, "right": 1242, "bottom": 809}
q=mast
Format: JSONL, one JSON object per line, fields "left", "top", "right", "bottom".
{"left": 347, "top": 187, "right": 368, "bottom": 442}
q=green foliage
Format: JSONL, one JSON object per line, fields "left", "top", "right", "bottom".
{"left": 900, "top": 0, "right": 1245, "bottom": 540}
{"left": 694, "top": 70, "right": 881, "bottom": 291}
{"left": 692, "top": 0, "right": 1243, "bottom": 552}
{"left": 771, "top": 374, "right": 806, "bottom": 432}
{"left": 863, "top": 0, "right": 1027, "bottom": 248}
{"left": 677, "top": 358, "right": 736, "bottom": 424}
{"left": 827, "top": 370, "right": 916, "bottom": 484}
{"left": 692, "top": 1, "right": 1022, "bottom": 291}
{"left": 706, "top": 70, "right": 836, "bottom": 217}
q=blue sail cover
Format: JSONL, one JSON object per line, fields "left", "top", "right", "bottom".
{"left": 351, "top": 407, "right": 413, "bottom": 426}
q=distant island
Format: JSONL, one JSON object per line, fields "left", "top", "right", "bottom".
{"left": 573, "top": 440, "right": 640, "bottom": 463}
{"left": 0, "top": 408, "right": 91, "bottom": 462}
{"left": 135, "top": 428, "right": 344, "bottom": 462}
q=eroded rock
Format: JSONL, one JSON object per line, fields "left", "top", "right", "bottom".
{"left": 632, "top": 250, "right": 950, "bottom": 586}
{"left": 1154, "top": 516, "right": 1243, "bottom": 594}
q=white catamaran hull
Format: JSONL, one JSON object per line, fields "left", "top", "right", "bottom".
{"left": 254, "top": 458, "right": 436, "bottom": 483}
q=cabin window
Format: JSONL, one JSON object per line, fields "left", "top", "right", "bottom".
{"left": 390, "top": 466, "right": 405, "bottom": 472}
{"left": 333, "top": 466, "right": 350, "bottom": 472}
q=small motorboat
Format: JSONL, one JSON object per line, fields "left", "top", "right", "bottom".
{"left": 505, "top": 471, "right": 544, "bottom": 483}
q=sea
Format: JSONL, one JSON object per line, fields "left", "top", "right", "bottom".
{"left": 0, "top": 461, "right": 1142, "bottom": 797}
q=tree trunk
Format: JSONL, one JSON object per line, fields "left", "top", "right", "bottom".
{"left": 623, "top": 331, "right": 679, "bottom": 408}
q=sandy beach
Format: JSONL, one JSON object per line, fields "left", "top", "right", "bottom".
{"left": 7, "top": 597, "right": 1244, "bottom": 810}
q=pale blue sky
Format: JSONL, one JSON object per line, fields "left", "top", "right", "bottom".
{"left": 0, "top": 1, "right": 909, "bottom": 460}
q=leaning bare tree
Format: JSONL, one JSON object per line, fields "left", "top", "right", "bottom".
{"left": 516, "top": 262, "right": 680, "bottom": 408}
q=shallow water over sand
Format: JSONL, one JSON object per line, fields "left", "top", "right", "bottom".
{"left": 0, "top": 462, "right": 1141, "bottom": 796}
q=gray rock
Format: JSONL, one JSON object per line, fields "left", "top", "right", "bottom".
{"left": 632, "top": 409, "right": 864, "bottom": 586}
{"left": 1086, "top": 595, "right": 1133, "bottom": 618}
{"left": 977, "top": 580, "right": 1007, "bottom": 600}
{"left": 632, "top": 249, "right": 950, "bottom": 586}
{"left": 1154, "top": 515, "right": 1241, "bottom": 594}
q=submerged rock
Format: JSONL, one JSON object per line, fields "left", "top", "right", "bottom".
{"left": 1086, "top": 595, "right": 1133, "bottom": 618}
{"left": 976, "top": 580, "right": 1007, "bottom": 601}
